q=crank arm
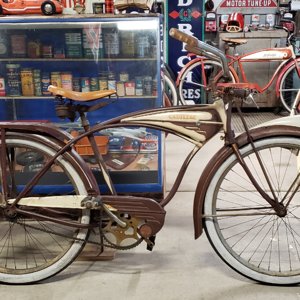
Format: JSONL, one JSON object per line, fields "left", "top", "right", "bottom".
{"left": 102, "top": 204, "right": 127, "bottom": 228}
{"left": 81, "top": 196, "right": 126, "bottom": 228}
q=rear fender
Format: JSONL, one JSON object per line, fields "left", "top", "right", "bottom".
{"left": 1, "top": 128, "right": 100, "bottom": 195}
{"left": 0, "top": 121, "right": 73, "bottom": 142}
{"left": 193, "top": 124, "right": 300, "bottom": 239}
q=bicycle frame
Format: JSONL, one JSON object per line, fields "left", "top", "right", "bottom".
{"left": 0, "top": 100, "right": 225, "bottom": 236}
{"left": 175, "top": 55, "right": 239, "bottom": 87}
{"left": 2, "top": 99, "right": 226, "bottom": 207}
{"left": 228, "top": 45, "right": 298, "bottom": 93}
{"left": 2, "top": 93, "right": 300, "bottom": 239}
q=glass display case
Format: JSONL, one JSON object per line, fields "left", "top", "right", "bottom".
{"left": 0, "top": 15, "right": 164, "bottom": 196}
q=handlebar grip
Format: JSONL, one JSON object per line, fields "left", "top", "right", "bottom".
{"left": 170, "top": 27, "right": 231, "bottom": 81}
{"left": 169, "top": 28, "right": 198, "bottom": 47}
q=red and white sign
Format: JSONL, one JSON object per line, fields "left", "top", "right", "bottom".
{"left": 220, "top": 0, "right": 277, "bottom": 8}
{"left": 61, "top": 0, "right": 85, "bottom": 8}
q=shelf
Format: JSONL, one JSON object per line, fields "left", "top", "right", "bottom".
{"left": 0, "top": 96, "right": 157, "bottom": 100}
{"left": 0, "top": 58, "right": 157, "bottom": 62}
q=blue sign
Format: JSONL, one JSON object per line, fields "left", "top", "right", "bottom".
{"left": 166, "top": 0, "right": 204, "bottom": 103}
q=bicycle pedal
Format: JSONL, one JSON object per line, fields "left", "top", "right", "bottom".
{"left": 146, "top": 235, "right": 156, "bottom": 251}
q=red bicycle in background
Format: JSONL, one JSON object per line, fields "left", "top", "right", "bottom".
{"left": 176, "top": 21, "right": 300, "bottom": 111}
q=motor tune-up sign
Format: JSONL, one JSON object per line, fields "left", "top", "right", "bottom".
{"left": 220, "top": 0, "right": 277, "bottom": 7}
{"left": 217, "top": 0, "right": 277, "bottom": 14}
{"left": 167, "top": 0, "right": 203, "bottom": 103}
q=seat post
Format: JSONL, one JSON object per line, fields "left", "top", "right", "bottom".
{"left": 79, "top": 111, "right": 90, "bottom": 132}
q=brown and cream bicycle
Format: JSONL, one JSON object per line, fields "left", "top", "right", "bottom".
{"left": 1, "top": 28, "right": 300, "bottom": 285}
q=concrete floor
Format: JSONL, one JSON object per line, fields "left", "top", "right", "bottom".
{"left": 2, "top": 112, "right": 300, "bottom": 299}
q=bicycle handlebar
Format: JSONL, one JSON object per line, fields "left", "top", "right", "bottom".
{"left": 169, "top": 28, "right": 231, "bottom": 81}
{"left": 169, "top": 28, "right": 199, "bottom": 47}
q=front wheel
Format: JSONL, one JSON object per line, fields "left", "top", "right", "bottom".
{"left": 0, "top": 136, "right": 90, "bottom": 284}
{"left": 278, "top": 60, "right": 300, "bottom": 112}
{"left": 204, "top": 137, "right": 300, "bottom": 285}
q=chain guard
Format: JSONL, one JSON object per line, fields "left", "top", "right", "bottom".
{"left": 9, "top": 195, "right": 166, "bottom": 252}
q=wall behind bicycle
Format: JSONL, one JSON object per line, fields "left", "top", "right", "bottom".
{"left": 166, "top": 0, "right": 204, "bottom": 104}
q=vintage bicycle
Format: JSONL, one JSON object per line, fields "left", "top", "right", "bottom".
{"left": 1, "top": 28, "right": 300, "bottom": 285}
{"left": 177, "top": 21, "right": 300, "bottom": 111}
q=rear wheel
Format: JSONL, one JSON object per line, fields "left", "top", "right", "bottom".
{"left": 0, "top": 136, "right": 90, "bottom": 284}
{"left": 204, "top": 137, "right": 300, "bottom": 285}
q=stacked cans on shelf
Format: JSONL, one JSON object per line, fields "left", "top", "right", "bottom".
{"left": 0, "top": 26, "right": 155, "bottom": 60}
{"left": 3, "top": 65, "right": 156, "bottom": 97}
{"left": 0, "top": 27, "right": 157, "bottom": 97}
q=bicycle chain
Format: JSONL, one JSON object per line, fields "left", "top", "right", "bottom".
{"left": 14, "top": 218, "right": 143, "bottom": 251}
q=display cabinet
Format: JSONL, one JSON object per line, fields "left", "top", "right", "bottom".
{"left": 0, "top": 15, "right": 164, "bottom": 196}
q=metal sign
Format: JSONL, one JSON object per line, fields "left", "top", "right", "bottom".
{"left": 219, "top": 0, "right": 277, "bottom": 8}
{"left": 167, "top": 0, "right": 203, "bottom": 103}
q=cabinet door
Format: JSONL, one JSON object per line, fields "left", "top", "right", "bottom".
{"left": 0, "top": 16, "right": 164, "bottom": 196}
{"left": 0, "top": 17, "right": 162, "bottom": 120}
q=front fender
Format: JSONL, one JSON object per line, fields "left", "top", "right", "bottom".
{"left": 254, "top": 115, "right": 300, "bottom": 128}
{"left": 193, "top": 124, "right": 300, "bottom": 239}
